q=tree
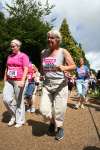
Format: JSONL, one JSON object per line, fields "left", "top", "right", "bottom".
{"left": 59, "top": 18, "right": 89, "bottom": 67}
{"left": 4, "top": 0, "right": 54, "bottom": 69}
{"left": 60, "top": 18, "right": 80, "bottom": 64}
{"left": 0, "top": 12, "right": 9, "bottom": 78}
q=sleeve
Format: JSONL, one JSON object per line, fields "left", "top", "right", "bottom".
{"left": 85, "top": 66, "right": 89, "bottom": 73}
{"left": 22, "top": 53, "right": 29, "bottom": 67}
{"left": 85, "top": 65, "right": 90, "bottom": 78}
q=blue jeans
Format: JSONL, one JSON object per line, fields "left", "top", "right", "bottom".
{"left": 24, "top": 81, "right": 35, "bottom": 98}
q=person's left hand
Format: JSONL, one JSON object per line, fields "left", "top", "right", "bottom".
{"left": 17, "top": 80, "right": 25, "bottom": 87}
{"left": 56, "top": 65, "right": 65, "bottom": 72}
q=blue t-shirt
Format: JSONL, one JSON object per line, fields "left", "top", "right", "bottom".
{"left": 76, "top": 65, "right": 89, "bottom": 80}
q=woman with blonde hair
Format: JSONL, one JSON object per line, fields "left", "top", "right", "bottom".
{"left": 40, "top": 30, "right": 76, "bottom": 140}
{"left": 3, "top": 39, "right": 29, "bottom": 128}
{"left": 74, "top": 58, "right": 90, "bottom": 109}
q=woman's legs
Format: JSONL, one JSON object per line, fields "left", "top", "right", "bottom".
{"left": 3, "top": 81, "right": 16, "bottom": 116}
{"left": 54, "top": 85, "right": 68, "bottom": 128}
{"left": 14, "top": 81, "right": 25, "bottom": 126}
{"left": 3, "top": 80, "right": 26, "bottom": 127}
{"left": 24, "top": 82, "right": 36, "bottom": 112}
{"left": 78, "top": 80, "right": 87, "bottom": 108}
{"left": 3, "top": 80, "right": 17, "bottom": 126}
{"left": 40, "top": 85, "right": 68, "bottom": 140}
{"left": 53, "top": 85, "right": 68, "bottom": 140}
{"left": 75, "top": 80, "right": 83, "bottom": 108}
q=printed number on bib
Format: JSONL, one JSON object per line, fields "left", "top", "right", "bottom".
{"left": 7, "top": 70, "right": 17, "bottom": 78}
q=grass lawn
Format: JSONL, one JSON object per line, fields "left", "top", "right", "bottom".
{"left": 0, "top": 80, "right": 4, "bottom": 93}
{"left": 88, "top": 87, "right": 100, "bottom": 99}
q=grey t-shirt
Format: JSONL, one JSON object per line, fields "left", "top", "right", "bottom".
{"left": 41, "top": 48, "right": 65, "bottom": 79}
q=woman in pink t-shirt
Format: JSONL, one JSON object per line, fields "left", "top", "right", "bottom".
{"left": 24, "top": 63, "right": 37, "bottom": 112}
{"left": 3, "top": 39, "right": 29, "bottom": 128}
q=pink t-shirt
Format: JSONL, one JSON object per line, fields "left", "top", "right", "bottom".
{"left": 27, "top": 63, "right": 36, "bottom": 81}
{"left": 7, "top": 52, "right": 29, "bottom": 80}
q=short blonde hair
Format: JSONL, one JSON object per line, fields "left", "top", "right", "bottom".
{"left": 11, "top": 39, "right": 22, "bottom": 47}
{"left": 47, "top": 30, "right": 62, "bottom": 44}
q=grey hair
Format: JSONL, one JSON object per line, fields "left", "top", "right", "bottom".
{"left": 11, "top": 39, "right": 22, "bottom": 47}
{"left": 47, "top": 30, "right": 62, "bottom": 44}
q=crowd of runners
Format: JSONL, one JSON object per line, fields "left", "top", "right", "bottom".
{"left": 2, "top": 30, "right": 100, "bottom": 141}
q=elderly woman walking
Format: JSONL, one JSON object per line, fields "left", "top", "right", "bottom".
{"left": 3, "top": 39, "right": 29, "bottom": 128}
{"left": 74, "top": 58, "right": 90, "bottom": 109}
{"left": 40, "top": 30, "right": 76, "bottom": 140}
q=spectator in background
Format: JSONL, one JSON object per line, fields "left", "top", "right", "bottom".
{"left": 96, "top": 70, "right": 100, "bottom": 93}
{"left": 89, "top": 71, "right": 97, "bottom": 94}
{"left": 3, "top": 39, "right": 29, "bottom": 128}
{"left": 74, "top": 58, "right": 90, "bottom": 109}
{"left": 24, "top": 63, "right": 37, "bottom": 113}
{"left": 65, "top": 72, "right": 75, "bottom": 99}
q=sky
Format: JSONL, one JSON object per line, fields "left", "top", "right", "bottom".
{"left": 1, "top": 0, "right": 100, "bottom": 72}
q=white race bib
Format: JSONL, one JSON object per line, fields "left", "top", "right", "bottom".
{"left": 7, "top": 70, "right": 17, "bottom": 78}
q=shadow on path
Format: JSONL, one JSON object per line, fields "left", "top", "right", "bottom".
{"left": 89, "top": 98, "right": 100, "bottom": 106}
{"left": 83, "top": 146, "right": 100, "bottom": 150}
{"left": 2, "top": 111, "right": 11, "bottom": 123}
{"left": 67, "top": 102, "right": 75, "bottom": 109}
{"left": 85, "top": 103, "right": 100, "bottom": 111}
{"left": 27, "top": 119, "right": 55, "bottom": 137}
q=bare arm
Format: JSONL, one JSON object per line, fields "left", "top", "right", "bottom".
{"left": 57, "top": 48, "right": 76, "bottom": 72}
{"left": 17, "top": 66, "right": 28, "bottom": 87}
{"left": 4, "top": 68, "right": 7, "bottom": 82}
{"left": 22, "top": 66, "right": 28, "bottom": 82}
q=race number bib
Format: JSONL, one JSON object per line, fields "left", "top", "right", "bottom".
{"left": 27, "top": 74, "right": 32, "bottom": 80}
{"left": 7, "top": 70, "right": 17, "bottom": 78}
{"left": 43, "top": 57, "right": 57, "bottom": 72}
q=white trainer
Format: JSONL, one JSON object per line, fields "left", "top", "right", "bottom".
{"left": 15, "top": 121, "right": 25, "bottom": 128}
{"left": 30, "top": 107, "right": 35, "bottom": 113}
{"left": 15, "top": 123, "right": 24, "bottom": 128}
{"left": 80, "top": 104, "right": 85, "bottom": 109}
{"left": 8, "top": 117, "right": 15, "bottom": 126}
{"left": 26, "top": 108, "right": 31, "bottom": 112}
{"left": 74, "top": 103, "right": 80, "bottom": 109}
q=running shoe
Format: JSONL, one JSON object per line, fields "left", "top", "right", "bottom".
{"left": 15, "top": 124, "right": 23, "bottom": 128}
{"left": 30, "top": 107, "right": 35, "bottom": 113}
{"left": 80, "top": 104, "right": 85, "bottom": 109}
{"left": 15, "top": 122, "right": 25, "bottom": 128}
{"left": 26, "top": 108, "right": 31, "bottom": 112}
{"left": 55, "top": 127, "right": 64, "bottom": 140}
{"left": 8, "top": 116, "right": 15, "bottom": 126}
{"left": 74, "top": 102, "right": 80, "bottom": 109}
